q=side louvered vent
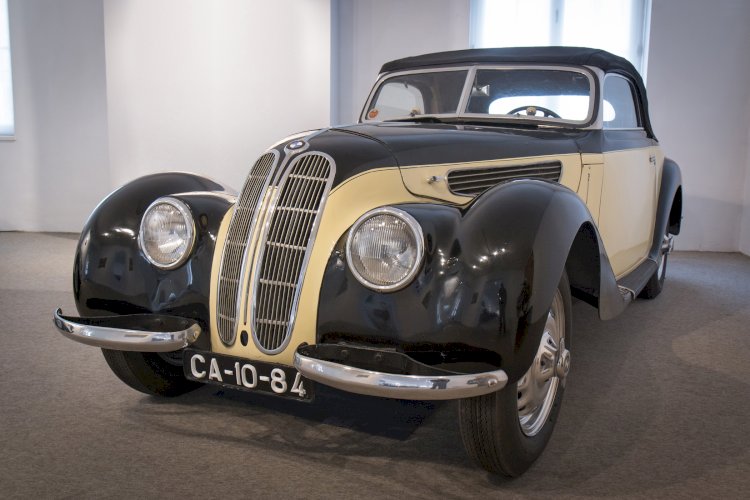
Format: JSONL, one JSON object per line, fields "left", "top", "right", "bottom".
{"left": 251, "top": 154, "right": 334, "bottom": 353}
{"left": 447, "top": 162, "right": 562, "bottom": 197}
{"left": 216, "top": 152, "right": 277, "bottom": 346}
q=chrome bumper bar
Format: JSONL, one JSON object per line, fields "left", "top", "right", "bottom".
{"left": 293, "top": 347, "right": 508, "bottom": 400}
{"left": 53, "top": 308, "right": 201, "bottom": 352}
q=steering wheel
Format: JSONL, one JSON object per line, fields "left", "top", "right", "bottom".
{"left": 507, "top": 105, "right": 561, "bottom": 119}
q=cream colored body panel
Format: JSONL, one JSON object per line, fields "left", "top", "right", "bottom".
{"left": 400, "top": 153, "right": 583, "bottom": 203}
{"left": 207, "top": 145, "right": 663, "bottom": 364}
{"left": 591, "top": 146, "right": 660, "bottom": 277}
{"left": 210, "top": 167, "right": 425, "bottom": 366}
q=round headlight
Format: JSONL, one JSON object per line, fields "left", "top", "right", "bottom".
{"left": 138, "top": 197, "right": 195, "bottom": 269}
{"left": 346, "top": 207, "right": 424, "bottom": 291}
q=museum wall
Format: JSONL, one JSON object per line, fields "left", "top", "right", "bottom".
{"left": 0, "top": 0, "right": 331, "bottom": 232}
{"left": 0, "top": 0, "right": 111, "bottom": 232}
{"left": 646, "top": 0, "right": 750, "bottom": 252}
{"left": 1, "top": 0, "right": 750, "bottom": 256}
{"left": 331, "top": 0, "right": 470, "bottom": 125}
{"left": 103, "top": 0, "right": 331, "bottom": 193}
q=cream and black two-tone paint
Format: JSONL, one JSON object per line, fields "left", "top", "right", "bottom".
{"left": 54, "top": 47, "right": 682, "bottom": 477}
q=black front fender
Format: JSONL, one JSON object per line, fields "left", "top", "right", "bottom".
{"left": 317, "top": 180, "right": 619, "bottom": 382}
{"left": 74, "top": 173, "right": 234, "bottom": 351}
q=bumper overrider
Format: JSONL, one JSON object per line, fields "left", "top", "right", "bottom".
{"left": 53, "top": 309, "right": 508, "bottom": 399}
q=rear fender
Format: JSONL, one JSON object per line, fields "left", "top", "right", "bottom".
{"left": 649, "top": 158, "right": 682, "bottom": 258}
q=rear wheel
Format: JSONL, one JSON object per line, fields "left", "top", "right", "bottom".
{"left": 102, "top": 349, "right": 200, "bottom": 397}
{"left": 458, "top": 273, "right": 572, "bottom": 476}
{"left": 639, "top": 233, "right": 673, "bottom": 299}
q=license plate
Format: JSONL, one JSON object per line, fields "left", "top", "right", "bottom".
{"left": 183, "top": 349, "right": 313, "bottom": 401}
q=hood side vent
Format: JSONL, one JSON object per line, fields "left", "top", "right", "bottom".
{"left": 447, "top": 161, "right": 562, "bottom": 197}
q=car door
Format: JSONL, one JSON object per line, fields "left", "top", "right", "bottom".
{"left": 596, "top": 74, "right": 659, "bottom": 277}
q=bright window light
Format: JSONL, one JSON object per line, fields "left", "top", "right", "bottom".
{"left": 470, "top": 0, "right": 652, "bottom": 80}
{"left": 0, "top": 0, "right": 14, "bottom": 137}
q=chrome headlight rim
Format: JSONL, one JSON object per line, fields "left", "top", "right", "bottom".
{"left": 345, "top": 206, "right": 425, "bottom": 292}
{"left": 138, "top": 196, "right": 196, "bottom": 270}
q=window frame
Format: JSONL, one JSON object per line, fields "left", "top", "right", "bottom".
{"left": 0, "top": 0, "right": 14, "bottom": 140}
{"left": 360, "top": 64, "right": 600, "bottom": 130}
{"left": 601, "top": 72, "right": 644, "bottom": 131}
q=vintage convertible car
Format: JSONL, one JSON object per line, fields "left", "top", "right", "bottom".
{"left": 54, "top": 47, "right": 681, "bottom": 476}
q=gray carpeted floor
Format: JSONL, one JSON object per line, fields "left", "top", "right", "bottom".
{"left": 1, "top": 232, "right": 749, "bottom": 499}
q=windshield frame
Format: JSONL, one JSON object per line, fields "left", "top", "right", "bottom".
{"left": 359, "top": 64, "right": 599, "bottom": 129}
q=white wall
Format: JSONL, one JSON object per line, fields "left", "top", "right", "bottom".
{"left": 104, "top": 0, "right": 331, "bottom": 191}
{"left": 646, "top": 0, "right": 750, "bottom": 252}
{"left": 332, "top": 0, "right": 470, "bottom": 125}
{"left": 4, "top": 0, "right": 750, "bottom": 255}
{"left": 0, "top": 0, "right": 111, "bottom": 232}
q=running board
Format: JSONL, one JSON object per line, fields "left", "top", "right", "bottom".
{"left": 617, "top": 258, "right": 659, "bottom": 299}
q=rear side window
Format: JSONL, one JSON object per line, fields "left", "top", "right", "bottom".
{"left": 603, "top": 75, "right": 639, "bottom": 129}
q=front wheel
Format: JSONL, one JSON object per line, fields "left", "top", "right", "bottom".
{"left": 102, "top": 349, "right": 200, "bottom": 397}
{"left": 458, "top": 273, "right": 572, "bottom": 476}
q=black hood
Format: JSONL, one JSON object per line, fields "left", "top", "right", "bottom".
{"left": 335, "top": 122, "right": 585, "bottom": 166}
{"left": 293, "top": 122, "right": 585, "bottom": 189}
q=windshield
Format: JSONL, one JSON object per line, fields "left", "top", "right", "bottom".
{"left": 363, "top": 70, "right": 468, "bottom": 121}
{"left": 363, "top": 67, "right": 593, "bottom": 125}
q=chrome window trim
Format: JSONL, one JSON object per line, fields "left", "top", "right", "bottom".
{"left": 360, "top": 64, "right": 598, "bottom": 127}
{"left": 360, "top": 66, "right": 474, "bottom": 123}
{"left": 249, "top": 151, "right": 336, "bottom": 355}
{"left": 345, "top": 206, "right": 425, "bottom": 292}
{"left": 138, "top": 196, "right": 196, "bottom": 270}
{"left": 602, "top": 72, "right": 642, "bottom": 130}
{"left": 460, "top": 64, "right": 596, "bottom": 126}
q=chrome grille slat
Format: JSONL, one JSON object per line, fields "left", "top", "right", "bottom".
{"left": 252, "top": 153, "right": 334, "bottom": 353}
{"left": 216, "top": 151, "right": 277, "bottom": 345}
{"left": 447, "top": 161, "right": 562, "bottom": 197}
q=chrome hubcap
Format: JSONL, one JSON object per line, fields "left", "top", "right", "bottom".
{"left": 517, "top": 289, "right": 569, "bottom": 437}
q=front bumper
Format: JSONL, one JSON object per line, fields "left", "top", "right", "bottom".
{"left": 53, "top": 308, "right": 202, "bottom": 352}
{"left": 293, "top": 344, "right": 508, "bottom": 400}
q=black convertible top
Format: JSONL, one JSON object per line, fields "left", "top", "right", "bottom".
{"left": 381, "top": 47, "right": 655, "bottom": 138}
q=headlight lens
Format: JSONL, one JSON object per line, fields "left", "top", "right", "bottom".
{"left": 138, "top": 197, "right": 195, "bottom": 269}
{"left": 346, "top": 207, "right": 424, "bottom": 291}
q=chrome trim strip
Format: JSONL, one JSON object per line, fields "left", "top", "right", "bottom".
{"left": 53, "top": 309, "right": 201, "bottom": 353}
{"left": 293, "top": 351, "right": 508, "bottom": 400}
{"left": 250, "top": 152, "right": 336, "bottom": 354}
{"left": 216, "top": 150, "right": 279, "bottom": 346}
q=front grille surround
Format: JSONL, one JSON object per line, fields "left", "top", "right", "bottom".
{"left": 447, "top": 161, "right": 562, "bottom": 197}
{"left": 216, "top": 151, "right": 278, "bottom": 346}
{"left": 250, "top": 152, "right": 335, "bottom": 354}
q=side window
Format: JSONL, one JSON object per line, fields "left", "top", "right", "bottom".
{"left": 602, "top": 75, "right": 639, "bottom": 129}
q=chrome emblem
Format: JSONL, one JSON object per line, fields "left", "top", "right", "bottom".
{"left": 288, "top": 140, "right": 306, "bottom": 150}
